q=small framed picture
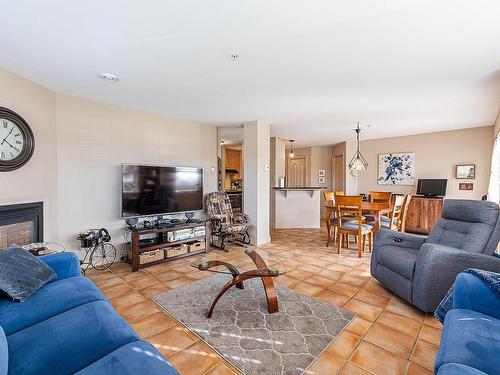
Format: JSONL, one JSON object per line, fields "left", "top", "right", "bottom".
{"left": 318, "top": 176, "right": 325, "bottom": 184}
{"left": 459, "top": 182, "right": 474, "bottom": 191}
{"left": 318, "top": 169, "right": 326, "bottom": 177}
{"left": 456, "top": 164, "right": 475, "bottom": 179}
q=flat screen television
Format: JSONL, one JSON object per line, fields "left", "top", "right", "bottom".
{"left": 122, "top": 164, "right": 203, "bottom": 217}
{"left": 417, "top": 179, "right": 447, "bottom": 197}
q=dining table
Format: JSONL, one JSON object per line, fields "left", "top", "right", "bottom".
{"left": 324, "top": 201, "right": 392, "bottom": 235}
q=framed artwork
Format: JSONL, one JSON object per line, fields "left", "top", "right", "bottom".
{"left": 318, "top": 169, "right": 326, "bottom": 177}
{"left": 318, "top": 176, "right": 325, "bottom": 184}
{"left": 459, "top": 182, "right": 473, "bottom": 191}
{"left": 456, "top": 164, "right": 475, "bottom": 179}
{"left": 378, "top": 152, "right": 415, "bottom": 185}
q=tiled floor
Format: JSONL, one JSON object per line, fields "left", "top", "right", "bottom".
{"left": 87, "top": 227, "right": 441, "bottom": 375}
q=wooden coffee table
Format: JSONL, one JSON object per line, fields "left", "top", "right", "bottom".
{"left": 191, "top": 247, "right": 286, "bottom": 318}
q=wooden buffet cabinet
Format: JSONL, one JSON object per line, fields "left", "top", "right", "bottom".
{"left": 405, "top": 196, "right": 444, "bottom": 235}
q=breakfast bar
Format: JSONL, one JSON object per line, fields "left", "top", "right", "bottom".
{"left": 273, "top": 187, "right": 325, "bottom": 228}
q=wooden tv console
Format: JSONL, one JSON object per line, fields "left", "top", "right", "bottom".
{"left": 127, "top": 220, "right": 209, "bottom": 272}
{"left": 405, "top": 196, "right": 444, "bottom": 235}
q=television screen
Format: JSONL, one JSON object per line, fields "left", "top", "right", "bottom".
{"left": 122, "top": 165, "right": 203, "bottom": 217}
{"left": 417, "top": 179, "right": 447, "bottom": 197}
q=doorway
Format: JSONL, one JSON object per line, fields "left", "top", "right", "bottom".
{"left": 288, "top": 158, "right": 306, "bottom": 187}
{"left": 333, "top": 154, "right": 344, "bottom": 191}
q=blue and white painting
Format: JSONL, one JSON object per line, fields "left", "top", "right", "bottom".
{"left": 378, "top": 153, "right": 415, "bottom": 185}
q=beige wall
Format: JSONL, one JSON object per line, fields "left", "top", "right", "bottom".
{"left": 0, "top": 68, "right": 59, "bottom": 241}
{"left": 494, "top": 109, "right": 500, "bottom": 138}
{"left": 357, "top": 126, "right": 494, "bottom": 200}
{"left": 310, "top": 145, "right": 333, "bottom": 216}
{"left": 0, "top": 68, "right": 218, "bottom": 250}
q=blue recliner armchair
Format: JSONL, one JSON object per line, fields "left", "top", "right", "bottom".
{"left": 370, "top": 199, "right": 500, "bottom": 312}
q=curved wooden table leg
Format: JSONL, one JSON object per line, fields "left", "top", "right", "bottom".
{"left": 199, "top": 260, "right": 244, "bottom": 289}
{"left": 260, "top": 276, "right": 278, "bottom": 313}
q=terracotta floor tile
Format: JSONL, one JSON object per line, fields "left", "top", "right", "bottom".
{"left": 351, "top": 341, "right": 406, "bottom": 375}
{"left": 419, "top": 324, "right": 442, "bottom": 346}
{"left": 362, "top": 279, "right": 394, "bottom": 298}
{"left": 298, "top": 264, "right": 324, "bottom": 273}
{"left": 346, "top": 317, "right": 372, "bottom": 337}
{"left": 205, "top": 362, "right": 239, "bottom": 375}
{"left": 149, "top": 325, "right": 198, "bottom": 358}
{"left": 406, "top": 362, "right": 433, "bottom": 375}
{"left": 292, "top": 281, "right": 325, "bottom": 297}
{"left": 93, "top": 276, "right": 124, "bottom": 289}
{"left": 143, "top": 263, "right": 170, "bottom": 275}
{"left": 109, "top": 291, "right": 145, "bottom": 311}
{"left": 386, "top": 298, "right": 425, "bottom": 321}
{"left": 138, "top": 282, "right": 171, "bottom": 298}
{"left": 109, "top": 262, "right": 133, "bottom": 275}
{"left": 424, "top": 314, "right": 442, "bottom": 329}
{"left": 328, "top": 330, "right": 361, "bottom": 359}
{"left": 339, "top": 362, "right": 371, "bottom": 375}
{"left": 307, "top": 275, "right": 336, "bottom": 288}
{"left": 120, "top": 269, "right": 149, "bottom": 282}
{"left": 101, "top": 283, "right": 134, "bottom": 299}
{"left": 364, "top": 322, "right": 416, "bottom": 358}
{"left": 342, "top": 299, "right": 383, "bottom": 321}
{"left": 169, "top": 341, "right": 220, "bottom": 375}
{"left": 156, "top": 270, "right": 184, "bottom": 282}
{"left": 119, "top": 300, "right": 161, "bottom": 323}
{"left": 86, "top": 271, "right": 115, "bottom": 283}
{"left": 315, "top": 289, "right": 350, "bottom": 307}
{"left": 286, "top": 269, "right": 315, "bottom": 281}
{"left": 327, "top": 282, "right": 361, "bottom": 298}
{"left": 275, "top": 275, "right": 300, "bottom": 288}
{"left": 128, "top": 275, "right": 162, "bottom": 290}
{"left": 317, "top": 269, "right": 344, "bottom": 281}
{"left": 164, "top": 275, "right": 195, "bottom": 289}
{"left": 353, "top": 289, "right": 391, "bottom": 308}
{"left": 306, "top": 351, "right": 345, "bottom": 375}
{"left": 337, "top": 274, "right": 369, "bottom": 288}
{"left": 131, "top": 311, "right": 177, "bottom": 338}
{"left": 327, "top": 264, "right": 354, "bottom": 273}
{"left": 376, "top": 310, "right": 421, "bottom": 338}
{"left": 410, "top": 340, "right": 439, "bottom": 370}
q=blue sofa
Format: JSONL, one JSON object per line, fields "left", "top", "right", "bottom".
{"left": 0, "top": 252, "right": 179, "bottom": 375}
{"left": 435, "top": 272, "right": 500, "bottom": 375}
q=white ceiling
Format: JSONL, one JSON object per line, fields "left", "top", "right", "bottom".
{"left": 1, "top": 0, "right": 500, "bottom": 146}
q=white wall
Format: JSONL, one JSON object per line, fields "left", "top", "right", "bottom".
{"left": 0, "top": 68, "right": 218, "bottom": 251}
{"left": 357, "top": 126, "right": 494, "bottom": 199}
{"left": 0, "top": 68, "right": 59, "bottom": 241}
{"left": 55, "top": 94, "right": 218, "bottom": 248}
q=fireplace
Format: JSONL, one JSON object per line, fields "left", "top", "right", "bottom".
{"left": 0, "top": 202, "right": 43, "bottom": 249}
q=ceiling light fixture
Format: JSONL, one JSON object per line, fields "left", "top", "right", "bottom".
{"left": 348, "top": 122, "right": 368, "bottom": 174}
{"left": 231, "top": 53, "right": 239, "bottom": 61}
{"left": 289, "top": 139, "right": 295, "bottom": 157}
{"left": 99, "top": 73, "right": 119, "bottom": 82}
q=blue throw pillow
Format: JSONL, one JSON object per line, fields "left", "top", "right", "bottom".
{"left": 0, "top": 326, "right": 7, "bottom": 375}
{"left": 0, "top": 245, "right": 56, "bottom": 302}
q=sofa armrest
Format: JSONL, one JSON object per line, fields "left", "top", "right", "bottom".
{"left": 453, "top": 272, "right": 500, "bottom": 320}
{"left": 374, "top": 228, "right": 427, "bottom": 251}
{"left": 39, "top": 252, "right": 81, "bottom": 281}
{"left": 412, "top": 243, "right": 500, "bottom": 312}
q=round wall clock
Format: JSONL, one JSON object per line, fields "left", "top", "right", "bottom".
{"left": 0, "top": 107, "right": 35, "bottom": 172}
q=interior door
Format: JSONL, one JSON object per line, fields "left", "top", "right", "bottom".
{"left": 288, "top": 158, "right": 306, "bottom": 187}
{"left": 334, "top": 155, "right": 344, "bottom": 191}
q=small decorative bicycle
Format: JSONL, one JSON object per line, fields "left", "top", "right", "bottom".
{"left": 77, "top": 228, "right": 117, "bottom": 275}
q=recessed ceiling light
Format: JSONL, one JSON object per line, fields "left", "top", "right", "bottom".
{"left": 99, "top": 73, "right": 119, "bottom": 82}
{"left": 230, "top": 53, "right": 239, "bottom": 61}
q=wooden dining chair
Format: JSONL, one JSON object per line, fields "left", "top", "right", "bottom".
{"left": 324, "top": 191, "right": 336, "bottom": 247}
{"left": 396, "top": 194, "right": 412, "bottom": 232}
{"left": 365, "top": 191, "right": 392, "bottom": 222}
{"left": 335, "top": 195, "right": 373, "bottom": 257}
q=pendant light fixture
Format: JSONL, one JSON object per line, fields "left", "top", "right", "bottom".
{"left": 289, "top": 139, "right": 295, "bottom": 157}
{"left": 348, "top": 122, "right": 368, "bottom": 173}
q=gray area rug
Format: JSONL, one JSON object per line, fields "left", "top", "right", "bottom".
{"left": 153, "top": 274, "right": 354, "bottom": 375}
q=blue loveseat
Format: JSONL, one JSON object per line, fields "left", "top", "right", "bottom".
{"left": 0, "top": 252, "right": 179, "bottom": 375}
{"left": 435, "top": 271, "right": 500, "bottom": 375}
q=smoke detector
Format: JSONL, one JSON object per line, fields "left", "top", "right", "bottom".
{"left": 100, "top": 73, "right": 119, "bottom": 82}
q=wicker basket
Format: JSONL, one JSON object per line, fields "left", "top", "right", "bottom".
{"left": 164, "top": 244, "right": 189, "bottom": 258}
{"left": 128, "top": 249, "right": 164, "bottom": 265}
